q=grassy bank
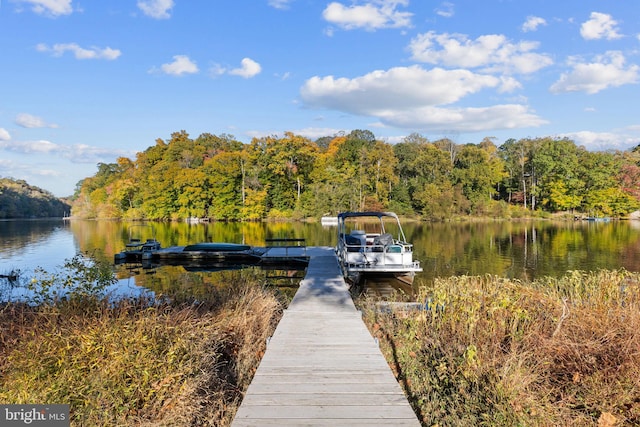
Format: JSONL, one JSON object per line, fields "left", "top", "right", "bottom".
{"left": 359, "top": 270, "right": 640, "bottom": 426}
{"left": 0, "top": 275, "right": 283, "bottom": 426}
{"left": 4, "top": 265, "right": 639, "bottom": 426}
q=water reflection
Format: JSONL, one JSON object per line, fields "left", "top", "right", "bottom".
{"left": 404, "top": 220, "right": 640, "bottom": 286}
{"left": 0, "top": 220, "right": 77, "bottom": 272}
{"left": 113, "top": 255, "right": 309, "bottom": 302}
{"left": 1, "top": 219, "right": 640, "bottom": 302}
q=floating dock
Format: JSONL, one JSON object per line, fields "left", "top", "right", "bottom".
{"left": 115, "top": 239, "right": 310, "bottom": 270}
{"left": 232, "top": 246, "right": 420, "bottom": 426}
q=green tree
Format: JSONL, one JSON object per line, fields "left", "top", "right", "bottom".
{"left": 173, "top": 168, "right": 211, "bottom": 219}
{"left": 393, "top": 134, "right": 463, "bottom": 217}
{"left": 498, "top": 138, "right": 535, "bottom": 209}
{"left": 335, "top": 131, "right": 375, "bottom": 210}
{"left": 0, "top": 178, "right": 70, "bottom": 219}
{"left": 205, "top": 151, "right": 246, "bottom": 220}
{"left": 451, "top": 143, "right": 503, "bottom": 213}
{"left": 367, "top": 140, "right": 398, "bottom": 208}
{"left": 247, "top": 132, "right": 319, "bottom": 216}
{"left": 529, "top": 138, "right": 583, "bottom": 212}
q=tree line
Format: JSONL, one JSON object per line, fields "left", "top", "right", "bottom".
{"left": 70, "top": 130, "right": 640, "bottom": 220}
{"left": 0, "top": 178, "right": 71, "bottom": 219}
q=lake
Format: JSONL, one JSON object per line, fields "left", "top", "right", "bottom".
{"left": 1, "top": 218, "right": 639, "bottom": 301}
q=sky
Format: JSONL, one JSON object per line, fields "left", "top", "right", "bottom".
{"left": 1, "top": 0, "right": 640, "bottom": 197}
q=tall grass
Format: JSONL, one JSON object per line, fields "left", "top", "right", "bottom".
{"left": 0, "top": 275, "right": 283, "bottom": 426}
{"left": 360, "top": 270, "right": 640, "bottom": 426}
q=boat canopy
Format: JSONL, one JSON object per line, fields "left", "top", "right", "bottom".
{"left": 337, "top": 211, "right": 400, "bottom": 220}
{"left": 337, "top": 211, "right": 408, "bottom": 244}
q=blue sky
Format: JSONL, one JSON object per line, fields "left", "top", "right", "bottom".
{"left": 1, "top": 0, "right": 639, "bottom": 197}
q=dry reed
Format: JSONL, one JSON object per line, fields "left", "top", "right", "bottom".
{"left": 360, "top": 270, "right": 640, "bottom": 426}
{"left": 0, "top": 277, "right": 283, "bottom": 426}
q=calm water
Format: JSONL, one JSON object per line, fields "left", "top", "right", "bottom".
{"left": 1, "top": 219, "right": 639, "bottom": 300}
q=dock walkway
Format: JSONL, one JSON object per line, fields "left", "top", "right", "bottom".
{"left": 232, "top": 246, "right": 420, "bottom": 426}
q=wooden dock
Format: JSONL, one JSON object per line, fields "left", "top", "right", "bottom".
{"left": 232, "top": 247, "right": 420, "bottom": 426}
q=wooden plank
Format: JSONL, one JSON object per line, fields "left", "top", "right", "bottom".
{"left": 245, "top": 381, "right": 405, "bottom": 393}
{"left": 234, "top": 405, "right": 417, "bottom": 419}
{"left": 232, "top": 418, "right": 416, "bottom": 427}
{"left": 239, "top": 393, "right": 410, "bottom": 406}
{"left": 231, "top": 247, "right": 420, "bottom": 426}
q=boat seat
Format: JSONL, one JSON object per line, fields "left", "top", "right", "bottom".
{"left": 345, "top": 234, "right": 362, "bottom": 252}
{"left": 372, "top": 233, "right": 393, "bottom": 252}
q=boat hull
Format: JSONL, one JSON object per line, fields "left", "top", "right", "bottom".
{"left": 344, "top": 269, "right": 417, "bottom": 286}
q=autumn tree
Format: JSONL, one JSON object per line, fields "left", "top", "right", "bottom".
{"left": 246, "top": 132, "right": 319, "bottom": 217}
{"left": 70, "top": 129, "right": 640, "bottom": 221}
{"left": 618, "top": 150, "right": 640, "bottom": 202}
{"left": 303, "top": 135, "right": 352, "bottom": 216}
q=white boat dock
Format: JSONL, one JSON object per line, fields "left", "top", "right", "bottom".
{"left": 232, "top": 246, "right": 420, "bottom": 426}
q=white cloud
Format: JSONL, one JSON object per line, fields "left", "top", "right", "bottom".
{"left": 559, "top": 130, "right": 640, "bottom": 151}
{"left": 0, "top": 128, "right": 10, "bottom": 141}
{"left": 580, "top": 12, "right": 622, "bottom": 40}
{"left": 435, "top": 1, "right": 454, "bottom": 18}
{"left": 300, "top": 65, "right": 546, "bottom": 132}
{"left": 15, "top": 0, "right": 73, "bottom": 17}
{"left": 376, "top": 104, "right": 547, "bottom": 132}
{"left": 276, "top": 71, "right": 291, "bottom": 81}
{"left": 0, "top": 158, "right": 63, "bottom": 189}
{"left": 229, "top": 58, "right": 262, "bottom": 78}
{"left": 15, "top": 113, "right": 58, "bottom": 129}
{"left": 268, "top": 0, "right": 294, "bottom": 10}
{"left": 322, "top": 0, "right": 412, "bottom": 31}
{"left": 409, "top": 31, "right": 553, "bottom": 74}
{"left": 67, "top": 144, "right": 132, "bottom": 163}
{"left": 498, "top": 76, "right": 522, "bottom": 93}
{"left": 292, "top": 127, "right": 345, "bottom": 139}
{"left": 522, "top": 16, "right": 546, "bottom": 32}
{"left": 211, "top": 58, "right": 262, "bottom": 79}
{"left": 36, "top": 43, "right": 121, "bottom": 60}
{"left": 208, "top": 64, "right": 226, "bottom": 78}
{"left": 550, "top": 51, "right": 639, "bottom": 94}
{"left": 0, "top": 139, "right": 133, "bottom": 163}
{"left": 301, "top": 66, "right": 501, "bottom": 110}
{"left": 158, "top": 55, "right": 199, "bottom": 76}
{"left": 0, "top": 139, "right": 59, "bottom": 154}
{"left": 137, "top": 0, "right": 174, "bottom": 19}
{"left": 246, "top": 127, "right": 344, "bottom": 140}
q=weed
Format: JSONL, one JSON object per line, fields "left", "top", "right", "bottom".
{"left": 359, "top": 270, "right": 640, "bottom": 426}
{"left": 0, "top": 264, "right": 283, "bottom": 426}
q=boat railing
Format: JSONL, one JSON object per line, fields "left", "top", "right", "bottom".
{"left": 265, "top": 238, "right": 307, "bottom": 258}
{"left": 339, "top": 239, "right": 419, "bottom": 269}
{"left": 340, "top": 237, "right": 413, "bottom": 254}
